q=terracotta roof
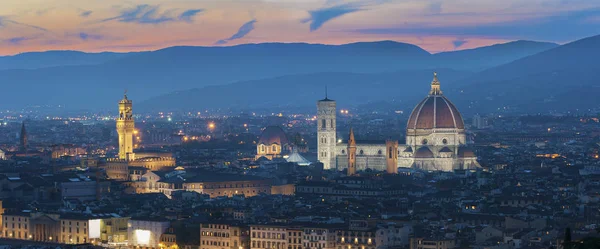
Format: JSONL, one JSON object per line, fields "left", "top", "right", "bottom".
{"left": 414, "top": 146, "right": 434, "bottom": 158}
{"left": 258, "top": 126, "right": 289, "bottom": 145}
{"left": 458, "top": 147, "right": 476, "bottom": 157}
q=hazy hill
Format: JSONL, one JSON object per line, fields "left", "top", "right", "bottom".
{"left": 0, "top": 40, "right": 561, "bottom": 110}
{"left": 136, "top": 69, "right": 473, "bottom": 112}
{"left": 0, "top": 51, "right": 132, "bottom": 70}
{"left": 433, "top": 40, "right": 559, "bottom": 71}
{"left": 447, "top": 34, "right": 600, "bottom": 114}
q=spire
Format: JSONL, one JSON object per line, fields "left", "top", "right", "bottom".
{"left": 325, "top": 85, "right": 328, "bottom": 99}
{"left": 20, "top": 121, "right": 27, "bottom": 151}
{"left": 429, "top": 72, "right": 442, "bottom": 95}
{"left": 348, "top": 128, "right": 356, "bottom": 147}
{"left": 120, "top": 90, "right": 132, "bottom": 104}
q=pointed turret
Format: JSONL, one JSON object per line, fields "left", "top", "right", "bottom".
{"left": 347, "top": 128, "right": 357, "bottom": 176}
{"left": 20, "top": 121, "right": 27, "bottom": 151}
{"left": 429, "top": 72, "right": 442, "bottom": 95}
{"left": 348, "top": 128, "right": 356, "bottom": 147}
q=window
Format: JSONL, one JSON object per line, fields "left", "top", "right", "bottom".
{"left": 442, "top": 138, "right": 448, "bottom": 144}
{"left": 359, "top": 150, "right": 364, "bottom": 155}
{"left": 377, "top": 150, "right": 382, "bottom": 155}
{"left": 422, "top": 139, "right": 428, "bottom": 145}
{"left": 322, "top": 119, "right": 326, "bottom": 129}
{"left": 272, "top": 145, "right": 277, "bottom": 151}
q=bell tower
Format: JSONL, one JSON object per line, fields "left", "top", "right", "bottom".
{"left": 317, "top": 89, "right": 336, "bottom": 170}
{"left": 117, "top": 91, "right": 135, "bottom": 161}
{"left": 386, "top": 140, "right": 398, "bottom": 174}
{"left": 347, "top": 128, "right": 356, "bottom": 176}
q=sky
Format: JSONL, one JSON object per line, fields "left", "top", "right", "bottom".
{"left": 0, "top": 0, "right": 599, "bottom": 55}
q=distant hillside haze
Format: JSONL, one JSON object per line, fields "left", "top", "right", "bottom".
{"left": 0, "top": 51, "right": 131, "bottom": 70}
{"left": 0, "top": 39, "right": 563, "bottom": 111}
{"left": 136, "top": 69, "right": 473, "bottom": 112}
{"left": 433, "top": 40, "right": 559, "bottom": 71}
{"left": 448, "top": 34, "right": 600, "bottom": 113}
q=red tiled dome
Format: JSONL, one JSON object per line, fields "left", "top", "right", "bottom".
{"left": 407, "top": 73, "right": 464, "bottom": 130}
{"left": 258, "top": 126, "right": 289, "bottom": 145}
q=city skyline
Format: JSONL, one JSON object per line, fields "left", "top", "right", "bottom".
{"left": 1, "top": 0, "right": 599, "bottom": 55}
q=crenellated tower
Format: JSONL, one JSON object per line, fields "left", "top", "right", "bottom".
{"left": 117, "top": 92, "right": 135, "bottom": 161}
{"left": 347, "top": 128, "right": 356, "bottom": 176}
{"left": 317, "top": 91, "right": 336, "bottom": 170}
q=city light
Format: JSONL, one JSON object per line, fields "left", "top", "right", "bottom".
{"left": 135, "top": 230, "right": 151, "bottom": 245}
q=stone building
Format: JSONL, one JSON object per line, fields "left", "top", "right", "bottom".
{"left": 250, "top": 225, "right": 288, "bottom": 249}
{"left": 200, "top": 223, "right": 250, "bottom": 249}
{"left": 255, "top": 126, "right": 291, "bottom": 160}
{"left": 100, "top": 93, "right": 177, "bottom": 180}
{"left": 318, "top": 73, "right": 480, "bottom": 172}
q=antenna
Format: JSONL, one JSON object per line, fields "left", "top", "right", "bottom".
{"left": 325, "top": 85, "right": 328, "bottom": 99}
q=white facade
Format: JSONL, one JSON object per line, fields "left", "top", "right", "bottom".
{"left": 317, "top": 98, "right": 337, "bottom": 170}
{"left": 127, "top": 219, "right": 170, "bottom": 248}
{"left": 328, "top": 73, "right": 480, "bottom": 172}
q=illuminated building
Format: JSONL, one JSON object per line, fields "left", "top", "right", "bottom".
{"left": 100, "top": 93, "right": 177, "bottom": 180}
{"left": 133, "top": 169, "right": 272, "bottom": 198}
{"left": 327, "top": 73, "right": 480, "bottom": 172}
{"left": 117, "top": 93, "right": 135, "bottom": 161}
{"left": 51, "top": 144, "right": 86, "bottom": 159}
{"left": 250, "top": 225, "right": 288, "bottom": 249}
{"left": 128, "top": 218, "right": 171, "bottom": 249}
{"left": 200, "top": 223, "right": 250, "bottom": 249}
{"left": 255, "top": 126, "right": 291, "bottom": 160}
{"left": 317, "top": 93, "right": 337, "bottom": 170}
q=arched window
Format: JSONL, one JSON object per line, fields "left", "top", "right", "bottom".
{"left": 272, "top": 145, "right": 277, "bottom": 151}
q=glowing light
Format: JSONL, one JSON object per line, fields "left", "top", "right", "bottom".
{"left": 89, "top": 219, "right": 101, "bottom": 238}
{"left": 208, "top": 122, "right": 215, "bottom": 129}
{"left": 135, "top": 230, "right": 151, "bottom": 245}
{"left": 167, "top": 117, "right": 172, "bottom": 122}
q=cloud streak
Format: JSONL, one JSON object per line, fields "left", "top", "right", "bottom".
{"left": 353, "top": 8, "right": 600, "bottom": 41}
{"left": 452, "top": 39, "right": 467, "bottom": 49}
{"left": 101, "top": 5, "right": 204, "bottom": 24}
{"left": 80, "top": 10, "right": 93, "bottom": 17}
{"left": 0, "top": 16, "right": 48, "bottom": 32}
{"left": 2, "top": 36, "right": 35, "bottom": 46}
{"left": 303, "top": 4, "right": 362, "bottom": 31}
{"left": 215, "top": 19, "right": 257, "bottom": 45}
{"left": 179, "top": 9, "right": 203, "bottom": 23}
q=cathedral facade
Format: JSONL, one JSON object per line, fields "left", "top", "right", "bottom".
{"left": 317, "top": 73, "right": 480, "bottom": 173}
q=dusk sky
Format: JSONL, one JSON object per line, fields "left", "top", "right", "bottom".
{"left": 1, "top": 0, "right": 599, "bottom": 55}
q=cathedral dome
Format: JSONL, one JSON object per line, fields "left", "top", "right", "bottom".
{"left": 407, "top": 73, "right": 464, "bottom": 130}
{"left": 258, "top": 126, "right": 289, "bottom": 145}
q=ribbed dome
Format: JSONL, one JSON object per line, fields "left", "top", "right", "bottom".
{"left": 258, "top": 126, "right": 289, "bottom": 145}
{"left": 407, "top": 73, "right": 464, "bottom": 130}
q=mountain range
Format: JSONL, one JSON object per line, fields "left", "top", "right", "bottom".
{"left": 2, "top": 36, "right": 595, "bottom": 114}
